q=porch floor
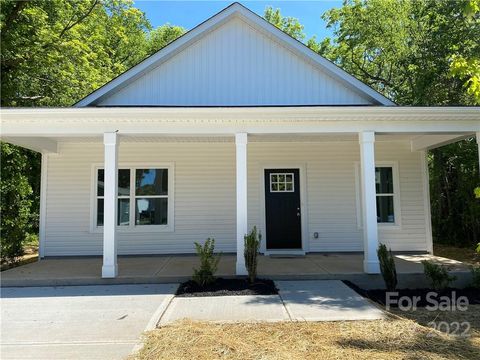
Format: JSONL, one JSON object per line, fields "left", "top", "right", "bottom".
{"left": 1, "top": 253, "right": 471, "bottom": 288}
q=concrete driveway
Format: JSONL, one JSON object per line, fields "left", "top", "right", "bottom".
{"left": 1, "top": 284, "right": 177, "bottom": 359}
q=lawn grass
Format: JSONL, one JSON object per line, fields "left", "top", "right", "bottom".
{"left": 434, "top": 244, "right": 480, "bottom": 267}
{"left": 132, "top": 306, "right": 480, "bottom": 360}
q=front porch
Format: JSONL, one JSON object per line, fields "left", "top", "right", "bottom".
{"left": 2, "top": 107, "right": 479, "bottom": 280}
{"left": 1, "top": 253, "right": 471, "bottom": 288}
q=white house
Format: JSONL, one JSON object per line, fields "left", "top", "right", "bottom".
{"left": 1, "top": 3, "right": 479, "bottom": 278}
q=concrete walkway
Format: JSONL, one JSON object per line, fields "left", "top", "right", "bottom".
{"left": 1, "top": 284, "right": 177, "bottom": 360}
{"left": 277, "top": 280, "right": 384, "bottom": 321}
{"left": 159, "top": 280, "right": 384, "bottom": 325}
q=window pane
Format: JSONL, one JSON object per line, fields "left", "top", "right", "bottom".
{"left": 97, "top": 199, "right": 104, "bottom": 226}
{"left": 375, "top": 167, "right": 393, "bottom": 194}
{"left": 118, "top": 169, "right": 130, "bottom": 196}
{"left": 97, "top": 169, "right": 104, "bottom": 197}
{"left": 377, "top": 196, "right": 394, "bottom": 223}
{"left": 136, "top": 169, "right": 168, "bottom": 196}
{"left": 118, "top": 199, "right": 130, "bottom": 226}
{"left": 271, "top": 183, "right": 278, "bottom": 192}
{"left": 98, "top": 169, "right": 130, "bottom": 196}
{"left": 136, "top": 198, "right": 168, "bottom": 225}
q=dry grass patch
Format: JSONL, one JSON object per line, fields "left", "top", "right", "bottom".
{"left": 132, "top": 309, "right": 480, "bottom": 360}
{"left": 434, "top": 244, "right": 480, "bottom": 267}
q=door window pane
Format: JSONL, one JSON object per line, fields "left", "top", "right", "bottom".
{"left": 136, "top": 198, "right": 168, "bottom": 225}
{"left": 118, "top": 199, "right": 130, "bottom": 226}
{"left": 270, "top": 172, "right": 294, "bottom": 192}
{"left": 375, "top": 167, "right": 393, "bottom": 194}
{"left": 136, "top": 169, "right": 168, "bottom": 196}
{"left": 377, "top": 196, "right": 394, "bottom": 223}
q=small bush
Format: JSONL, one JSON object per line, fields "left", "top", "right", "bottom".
{"left": 244, "top": 226, "right": 261, "bottom": 283}
{"left": 377, "top": 243, "right": 397, "bottom": 291}
{"left": 422, "top": 260, "right": 456, "bottom": 290}
{"left": 471, "top": 267, "right": 480, "bottom": 289}
{"left": 192, "top": 238, "right": 221, "bottom": 287}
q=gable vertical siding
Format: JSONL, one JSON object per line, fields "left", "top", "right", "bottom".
{"left": 44, "top": 140, "right": 428, "bottom": 256}
{"left": 98, "top": 18, "right": 372, "bottom": 106}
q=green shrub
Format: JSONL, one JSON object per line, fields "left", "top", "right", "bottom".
{"left": 471, "top": 267, "right": 480, "bottom": 288}
{"left": 377, "top": 243, "right": 398, "bottom": 291}
{"left": 422, "top": 260, "right": 456, "bottom": 290}
{"left": 244, "top": 226, "right": 261, "bottom": 283}
{"left": 192, "top": 238, "right": 221, "bottom": 287}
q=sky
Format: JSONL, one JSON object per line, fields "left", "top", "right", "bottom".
{"left": 133, "top": 1, "right": 342, "bottom": 41}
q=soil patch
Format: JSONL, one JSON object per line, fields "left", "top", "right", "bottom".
{"left": 344, "top": 280, "right": 480, "bottom": 307}
{"left": 176, "top": 278, "right": 278, "bottom": 297}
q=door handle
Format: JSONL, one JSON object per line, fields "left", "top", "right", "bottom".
{"left": 297, "top": 207, "right": 301, "bottom": 217}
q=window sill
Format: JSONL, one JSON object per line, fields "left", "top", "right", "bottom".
{"left": 357, "top": 224, "right": 402, "bottom": 231}
{"left": 91, "top": 225, "right": 174, "bottom": 234}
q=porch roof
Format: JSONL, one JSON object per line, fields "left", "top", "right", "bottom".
{"left": 1, "top": 106, "right": 479, "bottom": 153}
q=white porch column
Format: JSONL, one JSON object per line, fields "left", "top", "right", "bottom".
{"left": 102, "top": 132, "right": 119, "bottom": 278}
{"left": 235, "top": 133, "right": 248, "bottom": 275}
{"left": 359, "top": 131, "right": 380, "bottom": 274}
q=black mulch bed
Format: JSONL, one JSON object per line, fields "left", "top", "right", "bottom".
{"left": 176, "top": 278, "right": 278, "bottom": 297}
{"left": 344, "top": 280, "right": 480, "bottom": 307}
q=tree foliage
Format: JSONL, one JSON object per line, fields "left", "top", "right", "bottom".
{"left": 0, "top": 0, "right": 185, "bottom": 262}
{"left": 317, "top": 0, "right": 480, "bottom": 247}
{"left": 0, "top": 144, "right": 33, "bottom": 264}
{"left": 265, "top": 1, "right": 480, "bottom": 248}
{"left": 0, "top": 0, "right": 185, "bottom": 107}
{"left": 449, "top": 0, "right": 480, "bottom": 104}
{"left": 320, "top": 0, "right": 479, "bottom": 106}
{"left": 264, "top": 6, "right": 307, "bottom": 42}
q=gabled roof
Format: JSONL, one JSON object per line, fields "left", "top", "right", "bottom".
{"left": 75, "top": 2, "right": 395, "bottom": 107}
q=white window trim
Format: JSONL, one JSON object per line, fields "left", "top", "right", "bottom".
{"left": 90, "top": 162, "right": 175, "bottom": 233}
{"left": 354, "top": 161, "right": 402, "bottom": 230}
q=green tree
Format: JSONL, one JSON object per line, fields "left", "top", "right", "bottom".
{"left": 1, "top": 0, "right": 185, "bottom": 107}
{"left": 450, "top": 0, "right": 480, "bottom": 104}
{"left": 146, "top": 24, "right": 185, "bottom": 55}
{"left": 0, "top": 144, "right": 33, "bottom": 264}
{"left": 320, "top": 0, "right": 479, "bottom": 106}
{"left": 264, "top": 6, "right": 306, "bottom": 41}
{"left": 318, "top": 0, "right": 480, "bottom": 248}
{"left": 0, "top": 0, "right": 185, "bottom": 262}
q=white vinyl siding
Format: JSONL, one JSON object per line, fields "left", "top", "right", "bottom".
{"left": 43, "top": 139, "right": 428, "bottom": 256}
{"left": 98, "top": 17, "right": 371, "bottom": 106}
